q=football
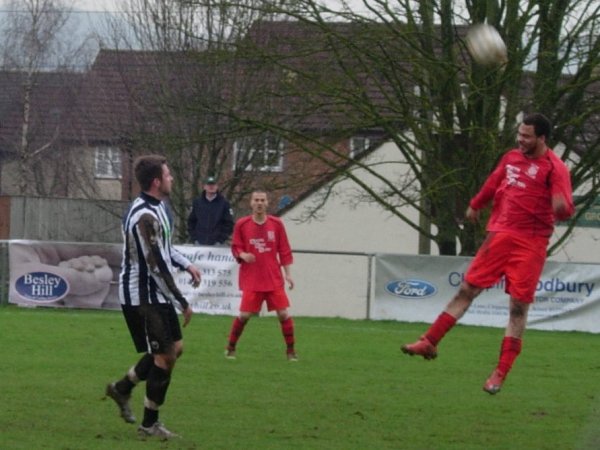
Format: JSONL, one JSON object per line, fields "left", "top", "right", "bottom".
{"left": 466, "top": 24, "right": 508, "bottom": 66}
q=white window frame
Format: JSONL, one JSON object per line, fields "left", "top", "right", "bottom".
{"left": 233, "top": 135, "right": 284, "bottom": 172}
{"left": 350, "top": 136, "right": 371, "bottom": 158}
{"left": 94, "top": 146, "right": 122, "bottom": 179}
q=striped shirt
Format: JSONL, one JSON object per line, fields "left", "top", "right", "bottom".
{"left": 119, "top": 192, "right": 191, "bottom": 309}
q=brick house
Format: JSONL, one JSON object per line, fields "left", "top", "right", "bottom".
{"left": 2, "top": 19, "right": 595, "bottom": 243}
{"left": 0, "top": 70, "right": 84, "bottom": 197}
{"left": 0, "top": 20, "right": 390, "bottom": 219}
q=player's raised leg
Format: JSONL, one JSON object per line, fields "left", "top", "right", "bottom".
{"left": 402, "top": 281, "right": 480, "bottom": 359}
{"left": 105, "top": 353, "right": 154, "bottom": 423}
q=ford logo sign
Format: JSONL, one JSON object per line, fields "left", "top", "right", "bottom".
{"left": 386, "top": 279, "right": 437, "bottom": 298}
{"left": 15, "top": 271, "right": 69, "bottom": 303}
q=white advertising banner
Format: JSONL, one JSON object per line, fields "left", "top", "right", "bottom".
{"left": 373, "top": 253, "right": 600, "bottom": 333}
{"left": 172, "top": 245, "right": 241, "bottom": 315}
{"left": 8, "top": 240, "right": 240, "bottom": 315}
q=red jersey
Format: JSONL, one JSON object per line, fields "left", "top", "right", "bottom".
{"left": 469, "top": 148, "right": 574, "bottom": 237}
{"left": 231, "top": 215, "right": 293, "bottom": 292}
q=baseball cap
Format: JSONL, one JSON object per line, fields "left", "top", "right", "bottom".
{"left": 204, "top": 176, "right": 217, "bottom": 184}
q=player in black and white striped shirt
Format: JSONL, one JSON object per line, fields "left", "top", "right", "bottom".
{"left": 106, "top": 155, "right": 201, "bottom": 440}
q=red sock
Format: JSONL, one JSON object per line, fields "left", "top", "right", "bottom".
{"left": 497, "top": 336, "right": 522, "bottom": 376}
{"left": 424, "top": 312, "right": 457, "bottom": 346}
{"left": 228, "top": 317, "right": 247, "bottom": 349}
{"left": 280, "top": 317, "right": 295, "bottom": 351}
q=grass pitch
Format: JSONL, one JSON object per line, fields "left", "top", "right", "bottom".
{"left": 1, "top": 305, "right": 599, "bottom": 449}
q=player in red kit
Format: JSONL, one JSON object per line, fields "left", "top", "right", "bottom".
{"left": 401, "top": 113, "right": 574, "bottom": 394}
{"left": 225, "top": 190, "right": 297, "bottom": 361}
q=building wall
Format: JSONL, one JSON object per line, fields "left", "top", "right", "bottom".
{"left": 284, "top": 141, "right": 434, "bottom": 255}
{"left": 68, "top": 148, "right": 124, "bottom": 201}
{"left": 0, "top": 147, "right": 123, "bottom": 201}
{"left": 551, "top": 225, "right": 600, "bottom": 263}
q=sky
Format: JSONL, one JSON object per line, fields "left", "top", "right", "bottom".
{"left": 71, "top": 0, "right": 120, "bottom": 12}
{"left": 70, "top": 0, "right": 366, "bottom": 13}
{"left": 0, "top": 1, "right": 123, "bottom": 13}
{"left": 0, "top": 0, "right": 367, "bottom": 14}
{"left": 0, "top": 0, "right": 375, "bottom": 70}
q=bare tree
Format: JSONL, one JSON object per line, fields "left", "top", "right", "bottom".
{"left": 84, "top": 0, "right": 600, "bottom": 252}
{"left": 97, "top": 0, "right": 295, "bottom": 240}
{"left": 0, "top": 0, "right": 98, "bottom": 196}
{"left": 223, "top": 0, "right": 600, "bottom": 256}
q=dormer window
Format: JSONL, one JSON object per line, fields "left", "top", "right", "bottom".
{"left": 350, "top": 136, "right": 371, "bottom": 158}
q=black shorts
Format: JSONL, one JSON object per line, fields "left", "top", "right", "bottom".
{"left": 121, "top": 303, "right": 183, "bottom": 354}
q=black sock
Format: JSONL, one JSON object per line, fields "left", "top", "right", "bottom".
{"left": 115, "top": 353, "right": 154, "bottom": 396}
{"left": 115, "top": 377, "right": 135, "bottom": 396}
{"left": 134, "top": 353, "right": 155, "bottom": 381}
{"left": 142, "top": 365, "right": 167, "bottom": 428}
{"left": 142, "top": 408, "right": 159, "bottom": 428}
{"left": 142, "top": 364, "right": 172, "bottom": 427}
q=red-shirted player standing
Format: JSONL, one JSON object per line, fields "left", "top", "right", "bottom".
{"left": 225, "top": 190, "right": 297, "bottom": 361}
{"left": 402, "top": 113, "right": 574, "bottom": 394}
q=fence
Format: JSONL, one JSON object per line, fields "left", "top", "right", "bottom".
{"left": 0, "top": 195, "right": 127, "bottom": 243}
{"left": 2, "top": 240, "right": 599, "bottom": 333}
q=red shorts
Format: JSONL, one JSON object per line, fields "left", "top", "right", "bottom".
{"left": 465, "top": 232, "right": 548, "bottom": 303}
{"left": 240, "top": 288, "right": 290, "bottom": 313}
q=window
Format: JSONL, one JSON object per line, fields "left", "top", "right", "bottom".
{"left": 94, "top": 147, "right": 122, "bottom": 179}
{"left": 233, "top": 135, "right": 284, "bottom": 172}
{"left": 350, "top": 136, "right": 371, "bottom": 158}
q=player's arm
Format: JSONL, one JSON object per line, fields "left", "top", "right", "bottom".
{"left": 276, "top": 221, "right": 293, "bottom": 265}
{"left": 231, "top": 220, "right": 255, "bottom": 263}
{"left": 550, "top": 163, "right": 575, "bottom": 220}
{"left": 171, "top": 247, "right": 201, "bottom": 288}
{"left": 277, "top": 221, "right": 294, "bottom": 288}
{"left": 552, "top": 195, "right": 573, "bottom": 220}
{"left": 137, "top": 213, "right": 190, "bottom": 312}
{"left": 468, "top": 153, "right": 508, "bottom": 216}
{"left": 282, "top": 264, "right": 294, "bottom": 289}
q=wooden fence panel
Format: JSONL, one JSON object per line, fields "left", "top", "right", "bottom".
{"left": 3, "top": 196, "right": 127, "bottom": 243}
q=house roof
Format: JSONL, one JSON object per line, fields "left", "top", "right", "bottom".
{"left": 73, "top": 50, "right": 184, "bottom": 142}
{"left": 1, "top": 20, "right": 597, "bottom": 156}
{"left": 0, "top": 71, "right": 82, "bottom": 153}
{"left": 237, "top": 20, "right": 410, "bottom": 133}
{"left": 234, "top": 20, "right": 500, "bottom": 136}
{"left": 0, "top": 20, "right": 475, "bottom": 149}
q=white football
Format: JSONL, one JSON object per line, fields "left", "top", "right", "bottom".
{"left": 466, "top": 24, "right": 507, "bottom": 66}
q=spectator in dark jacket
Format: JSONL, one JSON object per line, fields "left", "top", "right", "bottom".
{"left": 187, "top": 176, "right": 234, "bottom": 245}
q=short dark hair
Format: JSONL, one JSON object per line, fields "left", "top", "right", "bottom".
{"left": 251, "top": 189, "right": 268, "bottom": 197}
{"left": 134, "top": 155, "right": 166, "bottom": 191}
{"left": 522, "top": 113, "right": 551, "bottom": 139}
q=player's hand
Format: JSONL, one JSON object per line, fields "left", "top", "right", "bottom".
{"left": 240, "top": 252, "right": 256, "bottom": 263}
{"left": 182, "top": 306, "right": 193, "bottom": 327}
{"left": 286, "top": 275, "right": 295, "bottom": 290}
{"left": 187, "top": 265, "right": 201, "bottom": 288}
{"left": 465, "top": 206, "right": 480, "bottom": 223}
{"left": 552, "top": 194, "right": 573, "bottom": 220}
